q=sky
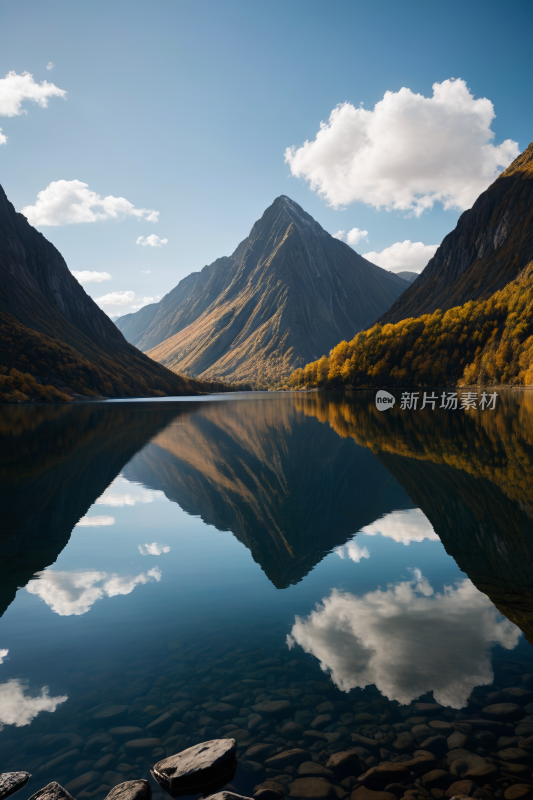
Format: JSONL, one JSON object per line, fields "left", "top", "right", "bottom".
{"left": 0, "top": 0, "right": 532, "bottom": 318}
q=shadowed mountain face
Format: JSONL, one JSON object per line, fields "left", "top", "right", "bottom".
{"left": 0, "top": 184, "right": 207, "bottom": 399}
{"left": 0, "top": 402, "right": 188, "bottom": 617}
{"left": 296, "top": 391, "right": 533, "bottom": 644}
{"left": 123, "top": 397, "right": 415, "bottom": 587}
{"left": 117, "top": 196, "right": 409, "bottom": 383}
{"left": 378, "top": 143, "right": 533, "bottom": 325}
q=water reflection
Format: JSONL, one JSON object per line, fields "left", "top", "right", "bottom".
{"left": 26, "top": 567, "right": 162, "bottom": 616}
{"left": 95, "top": 475, "right": 166, "bottom": 507}
{"left": 0, "top": 679, "right": 67, "bottom": 730}
{"left": 287, "top": 572, "right": 520, "bottom": 708}
{"left": 361, "top": 508, "right": 439, "bottom": 545}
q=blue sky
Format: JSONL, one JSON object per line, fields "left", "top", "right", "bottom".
{"left": 0, "top": 0, "right": 531, "bottom": 317}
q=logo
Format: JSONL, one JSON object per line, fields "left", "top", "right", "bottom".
{"left": 375, "top": 390, "right": 396, "bottom": 411}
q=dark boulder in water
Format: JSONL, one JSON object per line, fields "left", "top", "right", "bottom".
{"left": 104, "top": 782, "right": 152, "bottom": 800}
{"left": 28, "top": 784, "right": 75, "bottom": 800}
{"left": 151, "top": 738, "right": 237, "bottom": 793}
{"left": 0, "top": 773, "right": 31, "bottom": 800}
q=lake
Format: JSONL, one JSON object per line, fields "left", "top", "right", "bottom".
{"left": 1, "top": 390, "right": 533, "bottom": 800}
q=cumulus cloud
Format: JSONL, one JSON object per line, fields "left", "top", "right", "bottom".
{"left": 360, "top": 509, "right": 440, "bottom": 545}
{"left": 139, "top": 543, "right": 171, "bottom": 556}
{"left": 334, "top": 542, "right": 370, "bottom": 563}
{"left": 0, "top": 649, "right": 8, "bottom": 664}
{"left": 0, "top": 679, "right": 67, "bottom": 730}
{"left": 71, "top": 270, "right": 112, "bottom": 284}
{"left": 26, "top": 567, "right": 162, "bottom": 616}
{"left": 21, "top": 180, "right": 159, "bottom": 226}
{"left": 0, "top": 70, "right": 66, "bottom": 118}
{"left": 363, "top": 241, "right": 438, "bottom": 274}
{"left": 0, "top": 130, "right": 6, "bottom": 146}
{"left": 333, "top": 228, "right": 369, "bottom": 247}
{"left": 287, "top": 573, "right": 519, "bottom": 708}
{"left": 95, "top": 475, "right": 165, "bottom": 507}
{"left": 95, "top": 290, "right": 160, "bottom": 316}
{"left": 141, "top": 270, "right": 151, "bottom": 274}
{"left": 75, "top": 515, "right": 115, "bottom": 527}
{"left": 46, "top": 62, "right": 54, "bottom": 71}
{"left": 136, "top": 235, "right": 168, "bottom": 247}
{"left": 285, "top": 79, "right": 519, "bottom": 215}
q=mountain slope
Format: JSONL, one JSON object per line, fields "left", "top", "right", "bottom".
{"left": 0, "top": 183, "right": 210, "bottom": 400}
{"left": 378, "top": 143, "right": 533, "bottom": 325}
{"left": 117, "top": 196, "right": 409, "bottom": 383}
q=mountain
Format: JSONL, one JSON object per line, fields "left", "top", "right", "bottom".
{"left": 378, "top": 143, "right": 533, "bottom": 325}
{"left": 395, "top": 271, "right": 418, "bottom": 283}
{"left": 116, "top": 196, "right": 409, "bottom": 383}
{"left": 123, "top": 396, "right": 415, "bottom": 588}
{"left": 0, "top": 184, "right": 210, "bottom": 401}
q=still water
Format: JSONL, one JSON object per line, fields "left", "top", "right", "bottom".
{"left": 1, "top": 391, "right": 533, "bottom": 799}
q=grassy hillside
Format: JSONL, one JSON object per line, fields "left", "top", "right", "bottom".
{"left": 287, "top": 261, "right": 533, "bottom": 390}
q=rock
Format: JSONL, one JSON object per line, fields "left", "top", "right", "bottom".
{"left": 282, "top": 723, "right": 305, "bottom": 737}
{"left": 245, "top": 745, "right": 277, "bottom": 760}
{"left": 209, "top": 704, "right": 239, "bottom": 720}
{"left": 221, "top": 729, "right": 251, "bottom": 743}
{"left": 316, "top": 702, "right": 335, "bottom": 714}
{"left": 241, "top": 762, "right": 264, "bottom": 775}
{"left": 109, "top": 728, "right": 145, "bottom": 740}
{"left": 289, "top": 778, "right": 336, "bottom": 799}
{"left": 447, "top": 732, "right": 468, "bottom": 751}
{"left": 401, "top": 753, "right": 437, "bottom": 775}
{"left": 146, "top": 713, "right": 174, "bottom": 732}
{"left": 326, "top": 752, "right": 362, "bottom": 775}
{"left": 498, "top": 736, "right": 521, "bottom": 749}
{"left": 311, "top": 716, "right": 332, "bottom": 730}
{"left": 392, "top": 732, "right": 413, "bottom": 753}
{"left": 358, "top": 764, "right": 409, "bottom": 789}
{"left": 253, "top": 790, "right": 284, "bottom": 800}
{"left": 102, "top": 773, "right": 126, "bottom": 789}
{"left": 94, "top": 755, "right": 116, "bottom": 771}
{"left": 503, "top": 786, "right": 533, "bottom": 800}
{"left": 84, "top": 734, "right": 114, "bottom": 752}
{"left": 447, "top": 750, "right": 498, "bottom": 779}
{"left": 265, "top": 751, "right": 310, "bottom": 769}
{"left": 92, "top": 704, "right": 128, "bottom": 721}
{"left": 482, "top": 704, "right": 523, "bottom": 720}
{"left": 351, "top": 735, "right": 379, "bottom": 751}
{"left": 297, "top": 764, "right": 334, "bottom": 778}
{"left": 420, "top": 770, "right": 452, "bottom": 790}
{"left": 496, "top": 747, "right": 530, "bottom": 762}
{"left": 124, "top": 739, "right": 161, "bottom": 752}
{"left": 42, "top": 750, "right": 80, "bottom": 772}
{"left": 414, "top": 704, "right": 443, "bottom": 715}
{"left": 0, "top": 773, "right": 31, "bottom": 800}
{"left": 429, "top": 721, "right": 454, "bottom": 736}
{"left": 28, "top": 784, "right": 75, "bottom": 800}
{"left": 381, "top": 785, "right": 405, "bottom": 800}
{"left": 445, "top": 781, "right": 475, "bottom": 797}
{"left": 519, "top": 735, "right": 533, "bottom": 751}
{"left": 418, "top": 735, "right": 447, "bottom": 756}
{"left": 151, "top": 738, "right": 237, "bottom": 793}
{"left": 350, "top": 788, "right": 396, "bottom": 800}
{"left": 502, "top": 689, "right": 533, "bottom": 705}
{"left": 221, "top": 694, "right": 245, "bottom": 704}
{"left": 205, "top": 793, "right": 252, "bottom": 800}
{"left": 64, "top": 772, "right": 103, "bottom": 793}
{"left": 303, "top": 732, "right": 328, "bottom": 742}
{"left": 411, "top": 725, "right": 434, "bottom": 744}
{"left": 253, "top": 701, "right": 292, "bottom": 718}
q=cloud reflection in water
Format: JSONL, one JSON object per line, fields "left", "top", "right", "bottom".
{"left": 287, "top": 571, "right": 520, "bottom": 708}
{"left": 0, "top": 679, "right": 67, "bottom": 730}
{"left": 361, "top": 508, "right": 439, "bottom": 545}
{"left": 26, "top": 567, "right": 162, "bottom": 616}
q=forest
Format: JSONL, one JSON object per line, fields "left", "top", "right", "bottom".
{"left": 287, "top": 262, "right": 533, "bottom": 391}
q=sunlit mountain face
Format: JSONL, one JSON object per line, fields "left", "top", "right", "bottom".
{"left": 1, "top": 391, "right": 532, "bottom": 799}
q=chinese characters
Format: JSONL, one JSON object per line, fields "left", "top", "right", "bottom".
{"left": 399, "top": 391, "right": 498, "bottom": 411}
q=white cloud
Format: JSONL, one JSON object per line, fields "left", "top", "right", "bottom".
{"left": 136, "top": 235, "right": 168, "bottom": 247}
{"left": 334, "top": 542, "right": 370, "bottom": 563}
{"left": 363, "top": 241, "right": 438, "bottom": 274}
{"left": 72, "top": 270, "right": 112, "bottom": 284}
{"left": 75, "top": 515, "right": 115, "bottom": 527}
{"left": 95, "top": 290, "right": 160, "bottom": 316}
{"left": 141, "top": 270, "right": 151, "bottom": 274}
{"left": 95, "top": 475, "right": 165, "bottom": 507}
{"left": 361, "top": 509, "right": 440, "bottom": 545}
{"left": 21, "top": 180, "right": 159, "bottom": 226}
{"left": 287, "top": 573, "right": 519, "bottom": 708}
{"left": 0, "top": 70, "right": 66, "bottom": 118}
{"left": 46, "top": 62, "right": 54, "bottom": 71}
{"left": 26, "top": 568, "right": 162, "bottom": 616}
{"left": 285, "top": 78, "right": 519, "bottom": 215}
{"left": 0, "top": 679, "right": 67, "bottom": 730}
{"left": 333, "top": 228, "right": 369, "bottom": 247}
{"left": 0, "top": 130, "right": 6, "bottom": 146}
{"left": 139, "top": 543, "right": 171, "bottom": 556}
{"left": 0, "top": 649, "right": 8, "bottom": 665}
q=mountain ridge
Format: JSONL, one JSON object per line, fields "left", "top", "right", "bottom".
{"left": 117, "top": 196, "right": 409, "bottom": 383}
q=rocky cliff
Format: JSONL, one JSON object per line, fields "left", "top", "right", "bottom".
{"left": 378, "top": 143, "right": 533, "bottom": 324}
{"left": 117, "top": 196, "right": 409, "bottom": 383}
{"left": 0, "top": 184, "right": 209, "bottom": 399}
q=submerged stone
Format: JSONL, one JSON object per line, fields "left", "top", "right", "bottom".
{"left": 0, "top": 773, "right": 31, "bottom": 800}
{"left": 265, "top": 751, "right": 310, "bottom": 769}
{"left": 104, "top": 781, "right": 152, "bottom": 800}
{"left": 151, "top": 738, "right": 237, "bottom": 793}
{"left": 289, "top": 777, "right": 335, "bottom": 799}
{"left": 28, "top": 784, "right": 75, "bottom": 800}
